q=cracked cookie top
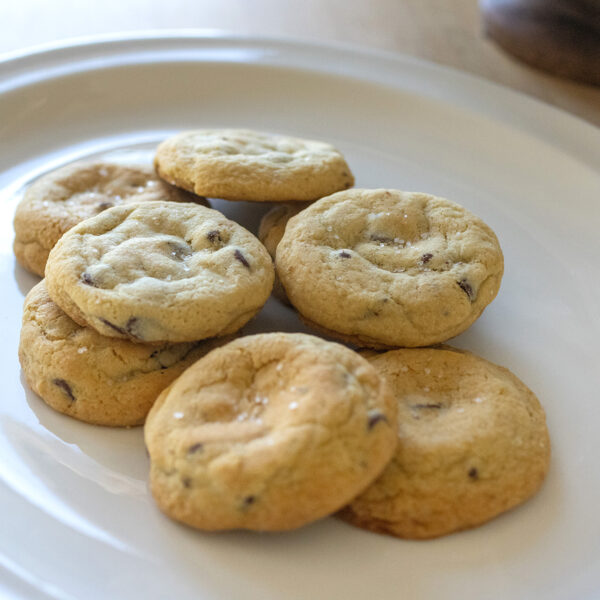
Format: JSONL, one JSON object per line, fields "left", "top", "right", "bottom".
{"left": 144, "top": 332, "right": 397, "bottom": 531}
{"left": 13, "top": 161, "right": 206, "bottom": 277}
{"left": 19, "top": 281, "right": 229, "bottom": 426}
{"left": 44, "top": 201, "right": 274, "bottom": 343}
{"left": 276, "top": 189, "right": 504, "bottom": 348}
{"left": 154, "top": 129, "right": 354, "bottom": 202}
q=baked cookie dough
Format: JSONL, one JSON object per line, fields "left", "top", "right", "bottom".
{"left": 144, "top": 333, "right": 397, "bottom": 531}
{"left": 258, "top": 202, "right": 311, "bottom": 303}
{"left": 13, "top": 161, "right": 206, "bottom": 277}
{"left": 19, "top": 281, "right": 228, "bottom": 426}
{"left": 44, "top": 201, "right": 274, "bottom": 343}
{"left": 154, "top": 129, "right": 354, "bottom": 202}
{"left": 338, "top": 346, "right": 551, "bottom": 539}
{"left": 276, "top": 189, "right": 504, "bottom": 348}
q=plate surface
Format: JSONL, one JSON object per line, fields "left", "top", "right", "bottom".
{"left": 1, "top": 33, "right": 599, "bottom": 600}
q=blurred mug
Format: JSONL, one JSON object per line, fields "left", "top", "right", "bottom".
{"left": 480, "top": 0, "right": 600, "bottom": 85}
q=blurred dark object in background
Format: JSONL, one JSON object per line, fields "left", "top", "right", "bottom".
{"left": 480, "top": 0, "right": 600, "bottom": 86}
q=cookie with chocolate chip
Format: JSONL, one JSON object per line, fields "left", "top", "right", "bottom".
{"left": 144, "top": 333, "right": 397, "bottom": 531}
{"left": 338, "top": 346, "right": 551, "bottom": 539}
{"left": 258, "top": 202, "right": 311, "bottom": 303}
{"left": 276, "top": 189, "right": 504, "bottom": 348}
{"left": 44, "top": 201, "right": 274, "bottom": 343}
{"left": 19, "top": 281, "right": 229, "bottom": 426}
{"left": 154, "top": 129, "right": 354, "bottom": 202}
{"left": 13, "top": 161, "right": 206, "bottom": 277}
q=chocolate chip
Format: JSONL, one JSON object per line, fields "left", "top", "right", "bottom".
{"left": 207, "top": 230, "right": 222, "bottom": 243}
{"left": 370, "top": 233, "right": 392, "bottom": 244}
{"left": 243, "top": 495, "right": 256, "bottom": 506}
{"left": 81, "top": 272, "right": 97, "bottom": 287}
{"left": 367, "top": 411, "right": 389, "bottom": 429}
{"left": 182, "top": 477, "right": 192, "bottom": 488}
{"left": 234, "top": 249, "right": 250, "bottom": 269}
{"left": 468, "top": 467, "right": 479, "bottom": 480}
{"left": 411, "top": 403, "right": 443, "bottom": 410}
{"left": 97, "top": 202, "right": 114, "bottom": 212}
{"left": 188, "top": 443, "right": 204, "bottom": 454}
{"left": 167, "top": 240, "right": 191, "bottom": 260}
{"left": 339, "top": 251, "right": 351, "bottom": 258}
{"left": 421, "top": 253, "right": 433, "bottom": 264}
{"left": 53, "top": 378, "right": 75, "bottom": 402}
{"left": 458, "top": 279, "right": 475, "bottom": 301}
{"left": 99, "top": 318, "right": 127, "bottom": 336}
{"left": 125, "top": 317, "right": 141, "bottom": 339}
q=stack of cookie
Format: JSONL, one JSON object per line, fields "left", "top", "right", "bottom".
{"left": 17, "top": 164, "right": 276, "bottom": 425}
{"left": 15, "top": 128, "right": 550, "bottom": 540}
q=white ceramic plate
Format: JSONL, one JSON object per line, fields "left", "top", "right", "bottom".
{"left": 1, "top": 33, "right": 599, "bottom": 600}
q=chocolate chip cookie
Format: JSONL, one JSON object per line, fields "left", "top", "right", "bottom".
{"left": 338, "top": 346, "right": 551, "bottom": 538}
{"left": 154, "top": 129, "right": 354, "bottom": 202}
{"left": 144, "top": 333, "right": 397, "bottom": 531}
{"left": 19, "top": 281, "right": 229, "bottom": 426}
{"left": 13, "top": 161, "right": 205, "bottom": 277}
{"left": 276, "top": 189, "right": 504, "bottom": 348}
{"left": 44, "top": 201, "right": 274, "bottom": 343}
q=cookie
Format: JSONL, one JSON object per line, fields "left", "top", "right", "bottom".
{"left": 13, "top": 161, "right": 207, "bottom": 277}
{"left": 338, "top": 346, "right": 550, "bottom": 539}
{"left": 44, "top": 201, "right": 274, "bottom": 343}
{"left": 19, "top": 281, "right": 229, "bottom": 426}
{"left": 276, "top": 189, "right": 504, "bottom": 348}
{"left": 258, "top": 202, "right": 311, "bottom": 303}
{"left": 144, "top": 332, "right": 397, "bottom": 531}
{"left": 154, "top": 129, "right": 354, "bottom": 202}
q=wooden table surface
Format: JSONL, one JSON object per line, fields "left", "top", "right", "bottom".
{"left": 2, "top": 0, "right": 599, "bottom": 126}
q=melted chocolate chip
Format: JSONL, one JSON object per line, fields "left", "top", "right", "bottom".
{"left": 97, "top": 201, "right": 114, "bottom": 212}
{"left": 99, "top": 318, "right": 127, "bottom": 336}
{"left": 81, "top": 272, "right": 97, "bottom": 287}
{"left": 234, "top": 249, "right": 250, "bottom": 269}
{"left": 243, "top": 495, "right": 256, "bottom": 506}
{"left": 182, "top": 477, "right": 192, "bottom": 488}
{"left": 167, "top": 240, "right": 191, "bottom": 260}
{"left": 207, "top": 230, "right": 222, "bottom": 243}
{"left": 188, "top": 443, "right": 204, "bottom": 454}
{"left": 468, "top": 467, "right": 479, "bottom": 480}
{"left": 125, "top": 317, "right": 141, "bottom": 340}
{"left": 421, "top": 253, "right": 433, "bottom": 264}
{"left": 458, "top": 279, "right": 475, "bottom": 301}
{"left": 367, "top": 411, "right": 389, "bottom": 430}
{"left": 411, "top": 403, "right": 443, "bottom": 410}
{"left": 53, "top": 378, "right": 75, "bottom": 402}
{"left": 339, "top": 251, "right": 351, "bottom": 258}
{"left": 370, "top": 233, "right": 392, "bottom": 244}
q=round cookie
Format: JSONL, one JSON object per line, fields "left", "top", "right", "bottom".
{"left": 258, "top": 202, "right": 311, "bottom": 303}
{"left": 19, "top": 281, "right": 230, "bottom": 426}
{"left": 13, "top": 161, "right": 207, "bottom": 277}
{"left": 144, "top": 332, "right": 397, "bottom": 531}
{"left": 44, "top": 201, "right": 274, "bottom": 343}
{"left": 338, "top": 346, "right": 551, "bottom": 539}
{"left": 276, "top": 189, "right": 504, "bottom": 348}
{"left": 154, "top": 129, "right": 354, "bottom": 202}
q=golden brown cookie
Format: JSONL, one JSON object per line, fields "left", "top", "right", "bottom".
{"left": 13, "top": 161, "right": 206, "bottom": 277}
{"left": 44, "top": 201, "right": 274, "bottom": 343}
{"left": 338, "top": 346, "right": 551, "bottom": 539}
{"left": 144, "top": 333, "right": 397, "bottom": 531}
{"left": 19, "top": 281, "right": 229, "bottom": 426}
{"left": 277, "top": 189, "right": 504, "bottom": 348}
{"left": 154, "top": 129, "right": 354, "bottom": 202}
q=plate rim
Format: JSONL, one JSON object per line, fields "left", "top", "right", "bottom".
{"left": 1, "top": 29, "right": 600, "bottom": 600}
{"left": 0, "top": 29, "right": 597, "bottom": 169}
